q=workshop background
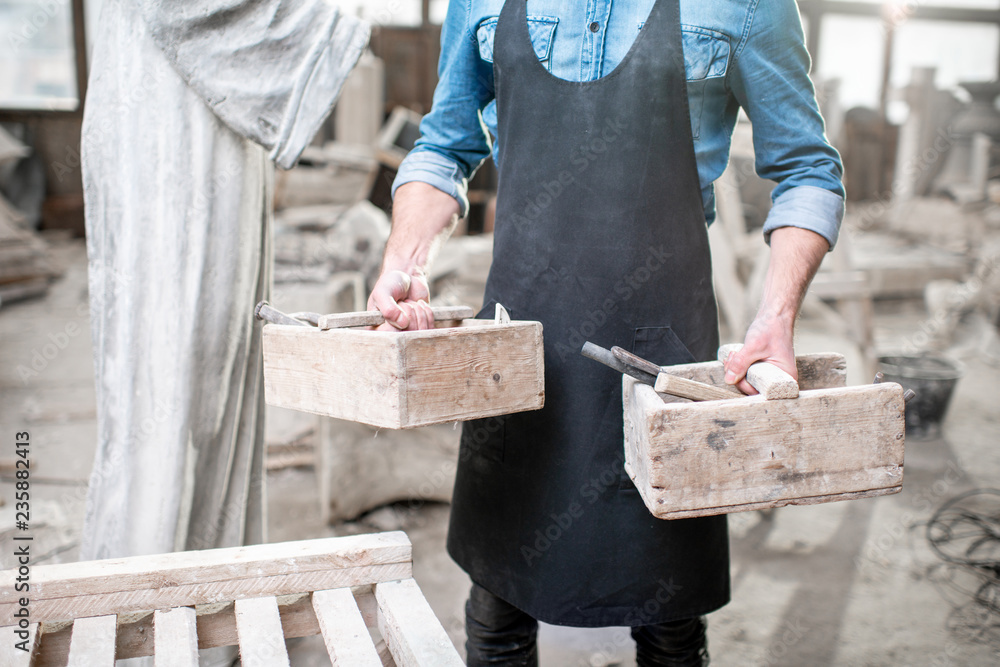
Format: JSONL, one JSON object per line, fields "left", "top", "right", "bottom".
{"left": 2, "top": 0, "right": 1000, "bottom": 665}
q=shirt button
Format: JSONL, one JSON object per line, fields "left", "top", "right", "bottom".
{"left": 589, "top": 22, "right": 599, "bottom": 32}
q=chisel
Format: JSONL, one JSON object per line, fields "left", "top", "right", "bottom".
{"left": 581, "top": 342, "right": 739, "bottom": 402}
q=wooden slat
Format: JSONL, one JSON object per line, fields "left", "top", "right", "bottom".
{"left": 313, "top": 588, "right": 382, "bottom": 666}
{"left": 318, "top": 306, "right": 474, "bottom": 330}
{"left": 624, "top": 379, "right": 905, "bottom": 519}
{"left": 0, "top": 622, "right": 40, "bottom": 666}
{"left": 402, "top": 321, "right": 544, "bottom": 427}
{"left": 0, "top": 533, "right": 412, "bottom": 625}
{"left": 67, "top": 615, "right": 117, "bottom": 666}
{"left": 154, "top": 607, "right": 198, "bottom": 667}
{"left": 234, "top": 597, "right": 290, "bottom": 667}
{"left": 375, "top": 579, "right": 463, "bottom": 667}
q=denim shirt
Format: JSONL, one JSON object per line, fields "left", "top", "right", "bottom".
{"left": 393, "top": 0, "right": 845, "bottom": 248}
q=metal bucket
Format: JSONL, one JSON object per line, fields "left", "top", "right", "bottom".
{"left": 878, "top": 354, "right": 964, "bottom": 436}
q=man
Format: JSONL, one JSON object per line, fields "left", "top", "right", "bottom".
{"left": 81, "top": 1, "right": 367, "bottom": 560}
{"left": 370, "top": 0, "right": 843, "bottom": 664}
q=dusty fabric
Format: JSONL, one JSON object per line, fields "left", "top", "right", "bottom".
{"left": 80, "top": 0, "right": 368, "bottom": 563}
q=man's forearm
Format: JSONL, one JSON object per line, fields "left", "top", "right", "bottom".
{"left": 756, "top": 226, "right": 829, "bottom": 329}
{"left": 724, "top": 226, "right": 829, "bottom": 393}
{"left": 383, "top": 181, "right": 461, "bottom": 274}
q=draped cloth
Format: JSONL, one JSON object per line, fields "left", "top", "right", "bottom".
{"left": 80, "top": 0, "right": 368, "bottom": 563}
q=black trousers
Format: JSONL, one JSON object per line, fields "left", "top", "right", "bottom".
{"left": 465, "top": 584, "right": 709, "bottom": 666}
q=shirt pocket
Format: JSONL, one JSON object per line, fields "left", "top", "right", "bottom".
{"left": 477, "top": 15, "right": 559, "bottom": 70}
{"left": 638, "top": 22, "right": 731, "bottom": 139}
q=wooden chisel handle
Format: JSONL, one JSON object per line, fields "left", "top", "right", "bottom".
{"left": 318, "top": 305, "right": 475, "bottom": 330}
{"left": 717, "top": 344, "right": 799, "bottom": 399}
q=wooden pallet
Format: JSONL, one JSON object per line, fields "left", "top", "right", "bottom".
{"left": 0, "top": 532, "right": 463, "bottom": 666}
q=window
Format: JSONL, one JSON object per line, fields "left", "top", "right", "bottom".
{"left": 0, "top": 0, "right": 79, "bottom": 111}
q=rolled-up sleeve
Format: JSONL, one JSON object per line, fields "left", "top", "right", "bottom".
{"left": 392, "top": 0, "right": 496, "bottom": 216}
{"left": 140, "top": 1, "right": 370, "bottom": 169}
{"left": 728, "top": 0, "right": 845, "bottom": 249}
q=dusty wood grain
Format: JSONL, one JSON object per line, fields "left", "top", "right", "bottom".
{"left": 318, "top": 306, "right": 474, "bottom": 330}
{"left": 67, "top": 615, "right": 117, "bottom": 666}
{"left": 716, "top": 343, "right": 799, "bottom": 399}
{"left": 154, "top": 607, "right": 198, "bottom": 667}
{"left": 0, "top": 622, "right": 40, "bottom": 666}
{"left": 0, "top": 533, "right": 411, "bottom": 625}
{"left": 624, "top": 378, "right": 905, "bottom": 519}
{"left": 263, "top": 324, "right": 404, "bottom": 427}
{"left": 375, "top": 580, "right": 463, "bottom": 667}
{"left": 313, "top": 588, "right": 382, "bottom": 666}
{"left": 793, "top": 353, "right": 848, "bottom": 389}
{"left": 234, "top": 597, "right": 290, "bottom": 667}
{"left": 263, "top": 320, "right": 544, "bottom": 428}
{"left": 653, "top": 372, "right": 737, "bottom": 402}
{"left": 634, "top": 486, "right": 903, "bottom": 519}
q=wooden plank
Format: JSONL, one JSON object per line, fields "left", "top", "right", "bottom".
{"left": 67, "top": 615, "right": 117, "bottom": 666}
{"left": 318, "top": 306, "right": 474, "bottom": 330}
{"left": 234, "top": 597, "right": 290, "bottom": 667}
{"left": 154, "top": 607, "right": 198, "bottom": 667}
{"left": 623, "top": 379, "right": 905, "bottom": 519}
{"left": 0, "top": 622, "right": 40, "bottom": 666}
{"left": 375, "top": 580, "right": 463, "bottom": 667}
{"left": 263, "top": 320, "right": 544, "bottom": 429}
{"left": 313, "top": 588, "right": 382, "bottom": 666}
{"left": 6, "top": 563, "right": 410, "bottom": 631}
{"left": 401, "top": 321, "right": 544, "bottom": 427}
{"left": 645, "top": 487, "right": 903, "bottom": 520}
{"left": 809, "top": 270, "right": 871, "bottom": 299}
{"left": 0, "top": 533, "right": 412, "bottom": 625}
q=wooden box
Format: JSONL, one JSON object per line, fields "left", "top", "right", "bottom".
{"left": 623, "top": 353, "right": 906, "bottom": 519}
{"left": 262, "top": 318, "right": 544, "bottom": 429}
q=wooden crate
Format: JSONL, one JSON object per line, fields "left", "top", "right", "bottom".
{"left": 0, "top": 532, "right": 464, "bottom": 666}
{"left": 623, "top": 353, "right": 906, "bottom": 519}
{"left": 262, "top": 319, "right": 544, "bottom": 429}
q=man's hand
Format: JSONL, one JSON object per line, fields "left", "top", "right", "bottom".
{"left": 368, "top": 268, "right": 434, "bottom": 331}
{"left": 723, "top": 312, "right": 797, "bottom": 395}
{"left": 723, "top": 226, "right": 829, "bottom": 394}
{"left": 367, "top": 181, "right": 461, "bottom": 331}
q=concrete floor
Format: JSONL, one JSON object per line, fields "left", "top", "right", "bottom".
{"left": 2, "top": 239, "right": 1000, "bottom": 665}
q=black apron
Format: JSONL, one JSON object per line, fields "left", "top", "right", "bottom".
{"left": 448, "top": 0, "right": 730, "bottom": 627}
